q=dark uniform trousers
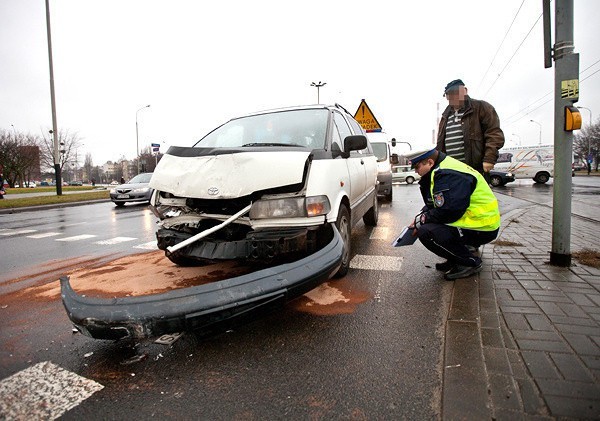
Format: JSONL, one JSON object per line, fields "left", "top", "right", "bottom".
{"left": 417, "top": 223, "right": 499, "bottom": 267}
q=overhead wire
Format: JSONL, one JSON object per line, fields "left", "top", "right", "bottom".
{"left": 503, "top": 60, "right": 600, "bottom": 124}
{"left": 483, "top": 12, "right": 544, "bottom": 98}
{"left": 477, "top": 0, "right": 526, "bottom": 92}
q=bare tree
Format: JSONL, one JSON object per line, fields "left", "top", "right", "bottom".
{"left": 0, "top": 129, "right": 41, "bottom": 187}
{"left": 84, "top": 153, "right": 94, "bottom": 183}
{"left": 38, "top": 128, "right": 84, "bottom": 173}
{"left": 574, "top": 118, "right": 600, "bottom": 170}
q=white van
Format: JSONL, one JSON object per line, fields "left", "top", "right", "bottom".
{"left": 369, "top": 135, "right": 396, "bottom": 201}
{"left": 494, "top": 144, "right": 554, "bottom": 184}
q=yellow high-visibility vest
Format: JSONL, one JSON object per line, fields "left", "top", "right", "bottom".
{"left": 430, "top": 157, "right": 501, "bottom": 231}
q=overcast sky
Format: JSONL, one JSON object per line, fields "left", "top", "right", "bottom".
{"left": 2, "top": 0, "right": 599, "bottom": 165}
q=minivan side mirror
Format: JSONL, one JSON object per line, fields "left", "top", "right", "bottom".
{"left": 343, "top": 135, "right": 367, "bottom": 158}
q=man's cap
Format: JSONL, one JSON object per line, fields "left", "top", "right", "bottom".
{"left": 405, "top": 148, "right": 437, "bottom": 169}
{"left": 444, "top": 79, "right": 465, "bottom": 95}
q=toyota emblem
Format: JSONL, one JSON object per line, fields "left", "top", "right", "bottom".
{"left": 207, "top": 187, "right": 219, "bottom": 196}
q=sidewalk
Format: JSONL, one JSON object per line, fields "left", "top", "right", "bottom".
{"left": 444, "top": 204, "right": 600, "bottom": 419}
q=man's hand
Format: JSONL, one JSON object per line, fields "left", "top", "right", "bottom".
{"left": 483, "top": 162, "right": 494, "bottom": 173}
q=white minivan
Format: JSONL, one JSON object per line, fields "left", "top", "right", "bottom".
{"left": 494, "top": 144, "right": 554, "bottom": 183}
{"left": 62, "top": 104, "right": 380, "bottom": 340}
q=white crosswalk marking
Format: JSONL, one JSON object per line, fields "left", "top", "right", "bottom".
{"left": 350, "top": 254, "right": 403, "bottom": 271}
{"left": 94, "top": 236, "right": 137, "bottom": 245}
{"left": 369, "top": 227, "right": 389, "bottom": 240}
{"left": 56, "top": 234, "right": 97, "bottom": 242}
{"left": 0, "top": 361, "right": 103, "bottom": 420}
{"left": 0, "top": 229, "right": 37, "bottom": 236}
{"left": 134, "top": 241, "right": 158, "bottom": 250}
{"left": 27, "top": 232, "right": 61, "bottom": 239}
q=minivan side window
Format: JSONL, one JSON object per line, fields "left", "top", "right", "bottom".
{"left": 333, "top": 112, "right": 352, "bottom": 150}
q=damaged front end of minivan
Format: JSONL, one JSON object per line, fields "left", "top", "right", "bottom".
{"left": 61, "top": 146, "right": 344, "bottom": 340}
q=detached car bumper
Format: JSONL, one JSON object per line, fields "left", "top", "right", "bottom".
{"left": 61, "top": 226, "right": 344, "bottom": 340}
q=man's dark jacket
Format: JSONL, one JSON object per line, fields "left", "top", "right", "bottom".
{"left": 436, "top": 96, "right": 505, "bottom": 173}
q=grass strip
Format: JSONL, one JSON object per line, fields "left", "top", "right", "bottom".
{"left": 0, "top": 191, "right": 109, "bottom": 209}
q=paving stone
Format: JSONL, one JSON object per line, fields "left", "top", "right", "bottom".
{"left": 516, "top": 339, "right": 570, "bottom": 353}
{"left": 536, "top": 377, "right": 600, "bottom": 399}
{"left": 548, "top": 314, "right": 599, "bottom": 327}
{"left": 556, "top": 302, "right": 589, "bottom": 318}
{"left": 544, "top": 395, "right": 600, "bottom": 419}
{"left": 511, "top": 330, "right": 561, "bottom": 342}
{"left": 480, "top": 310, "right": 501, "bottom": 329}
{"left": 554, "top": 323, "right": 600, "bottom": 336}
{"left": 524, "top": 314, "right": 554, "bottom": 331}
{"left": 515, "top": 378, "right": 548, "bottom": 416}
{"left": 503, "top": 313, "right": 530, "bottom": 331}
{"left": 482, "top": 327, "right": 504, "bottom": 348}
{"left": 479, "top": 297, "right": 497, "bottom": 313}
{"left": 535, "top": 281, "right": 560, "bottom": 291}
{"left": 520, "top": 351, "right": 561, "bottom": 379}
{"left": 562, "top": 333, "right": 600, "bottom": 356}
{"left": 501, "top": 305, "right": 542, "bottom": 315}
{"left": 483, "top": 347, "right": 512, "bottom": 375}
{"left": 488, "top": 373, "right": 521, "bottom": 411}
{"left": 537, "top": 302, "right": 566, "bottom": 316}
{"left": 549, "top": 352, "right": 595, "bottom": 382}
{"left": 500, "top": 300, "right": 538, "bottom": 308}
{"left": 507, "top": 349, "right": 529, "bottom": 379}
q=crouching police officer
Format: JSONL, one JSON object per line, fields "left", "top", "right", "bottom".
{"left": 406, "top": 148, "right": 500, "bottom": 280}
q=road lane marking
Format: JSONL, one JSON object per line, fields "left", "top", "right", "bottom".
{"left": 0, "top": 229, "right": 38, "bottom": 236}
{"left": 369, "top": 227, "right": 389, "bottom": 240}
{"left": 350, "top": 254, "right": 403, "bottom": 271}
{"left": 0, "top": 361, "right": 103, "bottom": 420}
{"left": 27, "top": 232, "right": 61, "bottom": 239}
{"left": 134, "top": 241, "right": 158, "bottom": 250}
{"left": 56, "top": 234, "right": 97, "bottom": 242}
{"left": 94, "top": 236, "right": 137, "bottom": 245}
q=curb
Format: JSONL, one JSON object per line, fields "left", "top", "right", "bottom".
{"left": 0, "top": 198, "right": 111, "bottom": 215}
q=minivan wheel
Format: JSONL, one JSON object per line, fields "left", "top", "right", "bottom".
{"left": 334, "top": 205, "right": 351, "bottom": 278}
{"left": 406, "top": 176, "right": 415, "bottom": 184}
{"left": 363, "top": 194, "right": 379, "bottom": 227}
{"left": 534, "top": 172, "right": 550, "bottom": 184}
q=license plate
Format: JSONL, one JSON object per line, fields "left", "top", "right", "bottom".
{"left": 117, "top": 194, "right": 130, "bottom": 199}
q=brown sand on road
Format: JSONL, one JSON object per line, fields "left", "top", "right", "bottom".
{"left": 23, "top": 251, "right": 371, "bottom": 315}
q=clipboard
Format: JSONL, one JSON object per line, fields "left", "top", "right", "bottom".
{"left": 392, "top": 226, "right": 418, "bottom": 247}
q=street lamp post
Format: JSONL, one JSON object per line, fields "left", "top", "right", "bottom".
{"left": 578, "top": 106, "right": 592, "bottom": 155}
{"left": 310, "top": 81, "right": 326, "bottom": 104}
{"left": 530, "top": 119, "right": 542, "bottom": 145}
{"left": 136, "top": 105, "right": 150, "bottom": 175}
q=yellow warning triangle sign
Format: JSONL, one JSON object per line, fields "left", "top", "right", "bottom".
{"left": 353, "top": 99, "right": 382, "bottom": 133}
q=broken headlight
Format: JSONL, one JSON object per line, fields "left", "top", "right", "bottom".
{"left": 249, "top": 195, "right": 330, "bottom": 219}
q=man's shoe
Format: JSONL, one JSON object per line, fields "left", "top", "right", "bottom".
{"left": 435, "top": 260, "right": 454, "bottom": 272}
{"left": 444, "top": 263, "right": 483, "bottom": 280}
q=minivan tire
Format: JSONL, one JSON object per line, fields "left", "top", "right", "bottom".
{"left": 334, "top": 205, "right": 351, "bottom": 278}
{"left": 534, "top": 172, "right": 550, "bottom": 184}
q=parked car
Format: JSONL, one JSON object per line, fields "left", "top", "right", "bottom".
{"left": 109, "top": 172, "right": 154, "bottom": 207}
{"left": 392, "top": 165, "right": 420, "bottom": 184}
{"left": 488, "top": 170, "right": 515, "bottom": 187}
{"left": 61, "top": 103, "right": 379, "bottom": 340}
{"left": 572, "top": 162, "right": 586, "bottom": 171}
{"left": 68, "top": 180, "right": 83, "bottom": 186}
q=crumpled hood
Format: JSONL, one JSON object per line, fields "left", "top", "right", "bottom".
{"left": 149, "top": 149, "right": 311, "bottom": 198}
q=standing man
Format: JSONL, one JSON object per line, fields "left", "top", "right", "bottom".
{"left": 437, "top": 79, "right": 505, "bottom": 175}
{"left": 406, "top": 148, "right": 500, "bottom": 280}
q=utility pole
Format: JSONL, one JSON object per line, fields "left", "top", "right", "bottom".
{"left": 45, "top": 0, "right": 62, "bottom": 195}
{"left": 545, "top": 0, "right": 579, "bottom": 266}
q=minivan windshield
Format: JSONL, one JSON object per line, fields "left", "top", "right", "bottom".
{"left": 371, "top": 142, "right": 389, "bottom": 162}
{"left": 194, "top": 109, "right": 328, "bottom": 149}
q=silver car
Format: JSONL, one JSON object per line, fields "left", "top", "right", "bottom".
{"left": 109, "top": 172, "right": 154, "bottom": 207}
{"left": 392, "top": 165, "right": 420, "bottom": 184}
